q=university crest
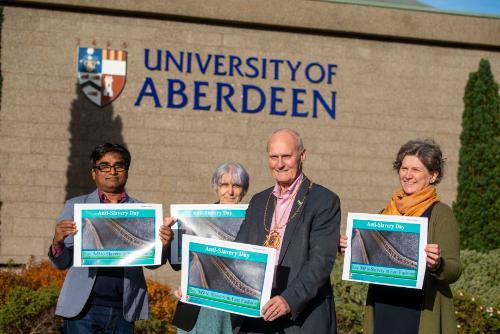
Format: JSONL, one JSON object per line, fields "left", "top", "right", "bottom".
{"left": 77, "top": 47, "right": 127, "bottom": 107}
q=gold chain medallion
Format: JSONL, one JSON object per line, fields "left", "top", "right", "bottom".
{"left": 263, "top": 230, "right": 281, "bottom": 249}
{"left": 262, "top": 180, "right": 313, "bottom": 249}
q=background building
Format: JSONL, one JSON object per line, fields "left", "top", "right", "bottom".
{"left": 1, "top": 0, "right": 499, "bottom": 285}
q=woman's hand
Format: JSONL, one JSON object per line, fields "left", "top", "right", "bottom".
{"left": 159, "top": 217, "right": 176, "bottom": 246}
{"left": 339, "top": 234, "right": 348, "bottom": 254}
{"left": 425, "top": 243, "right": 441, "bottom": 271}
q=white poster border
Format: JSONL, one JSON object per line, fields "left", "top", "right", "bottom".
{"left": 170, "top": 204, "right": 248, "bottom": 265}
{"left": 181, "top": 234, "right": 276, "bottom": 318}
{"left": 73, "top": 203, "right": 163, "bottom": 267}
{"left": 342, "top": 212, "right": 428, "bottom": 289}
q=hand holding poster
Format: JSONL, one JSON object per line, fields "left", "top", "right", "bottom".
{"left": 342, "top": 212, "right": 428, "bottom": 289}
{"left": 170, "top": 204, "right": 248, "bottom": 264}
{"left": 181, "top": 235, "right": 276, "bottom": 317}
{"left": 73, "top": 203, "right": 163, "bottom": 267}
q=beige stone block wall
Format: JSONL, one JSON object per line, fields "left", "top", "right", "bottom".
{"left": 1, "top": 2, "right": 499, "bottom": 286}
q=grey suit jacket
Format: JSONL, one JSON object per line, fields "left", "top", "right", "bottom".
{"left": 235, "top": 177, "right": 340, "bottom": 333}
{"left": 48, "top": 190, "right": 150, "bottom": 322}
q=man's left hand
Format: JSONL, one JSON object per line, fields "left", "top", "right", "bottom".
{"left": 159, "top": 217, "right": 176, "bottom": 246}
{"left": 262, "top": 295, "right": 291, "bottom": 321}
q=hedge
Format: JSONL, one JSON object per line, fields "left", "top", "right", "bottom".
{"left": 0, "top": 253, "right": 497, "bottom": 333}
{"left": 453, "top": 58, "right": 500, "bottom": 251}
{"left": 333, "top": 249, "right": 499, "bottom": 333}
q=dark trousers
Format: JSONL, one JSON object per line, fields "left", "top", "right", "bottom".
{"left": 63, "top": 305, "right": 134, "bottom": 334}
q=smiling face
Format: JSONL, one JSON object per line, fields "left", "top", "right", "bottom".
{"left": 91, "top": 151, "right": 128, "bottom": 194}
{"left": 399, "top": 155, "right": 438, "bottom": 196}
{"left": 267, "top": 130, "right": 306, "bottom": 190}
{"left": 216, "top": 172, "right": 244, "bottom": 204}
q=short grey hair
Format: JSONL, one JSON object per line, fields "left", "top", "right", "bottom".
{"left": 267, "top": 128, "right": 305, "bottom": 153}
{"left": 211, "top": 161, "right": 250, "bottom": 195}
{"left": 393, "top": 139, "right": 445, "bottom": 185}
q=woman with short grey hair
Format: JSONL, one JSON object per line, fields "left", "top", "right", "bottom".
{"left": 172, "top": 161, "right": 250, "bottom": 333}
{"left": 211, "top": 161, "right": 249, "bottom": 204}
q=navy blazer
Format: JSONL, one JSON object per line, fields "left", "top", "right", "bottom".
{"left": 234, "top": 177, "right": 340, "bottom": 333}
{"left": 48, "top": 189, "right": 151, "bottom": 322}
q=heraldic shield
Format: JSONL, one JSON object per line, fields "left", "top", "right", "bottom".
{"left": 77, "top": 47, "right": 127, "bottom": 107}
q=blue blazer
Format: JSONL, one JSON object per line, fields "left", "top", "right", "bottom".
{"left": 48, "top": 190, "right": 150, "bottom": 322}
{"left": 234, "top": 177, "right": 341, "bottom": 333}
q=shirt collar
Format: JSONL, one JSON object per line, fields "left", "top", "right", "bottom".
{"left": 272, "top": 173, "right": 304, "bottom": 199}
{"left": 98, "top": 190, "right": 128, "bottom": 203}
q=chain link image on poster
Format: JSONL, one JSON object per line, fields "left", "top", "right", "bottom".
{"left": 181, "top": 235, "right": 276, "bottom": 317}
{"left": 342, "top": 212, "right": 428, "bottom": 289}
{"left": 170, "top": 204, "right": 248, "bottom": 265}
{"left": 73, "top": 203, "right": 163, "bottom": 266}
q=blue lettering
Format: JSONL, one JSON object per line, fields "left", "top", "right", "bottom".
{"left": 214, "top": 54, "right": 227, "bottom": 76}
{"left": 165, "top": 50, "right": 184, "bottom": 72}
{"left": 269, "top": 59, "right": 284, "bottom": 80}
{"left": 134, "top": 77, "right": 161, "bottom": 107}
{"left": 269, "top": 86, "right": 286, "bottom": 116}
{"left": 291, "top": 88, "right": 308, "bottom": 117}
{"left": 196, "top": 53, "right": 212, "bottom": 74}
{"left": 261, "top": 58, "right": 267, "bottom": 80}
{"left": 305, "top": 62, "right": 325, "bottom": 84}
{"left": 241, "top": 84, "right": 265, "bottom": 113}
{"left": 167, "top": 79, "right": 188, "bottom": 108}
{"left": 193, "top": 81, "right": 211, "bottom": 111}
{"left": 313, "top": 90, "right": 336, "bottom": 119}
{"left": 328, "top": 64, "right": 337, "bottom": 84}
{"left": 144, "top": 49, "right": 161, "bottom": 71}
{"left": 216, "top": 83, "right": 237, "bottom": 112}
{"left": 287, "top": 60, "right": 301, "bottom": 81}
{"left": 186, "top": 51, "right": 192, "bottom": 74}
{"left": 245, "top": 57, "right": 259, "bottom": 78}
{"left": 229, "top": 55, "right": 244, "bottom": 77}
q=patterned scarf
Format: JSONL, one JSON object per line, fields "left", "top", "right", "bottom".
{"left": 382, "top": 185, "right": 439, "bottom": 217}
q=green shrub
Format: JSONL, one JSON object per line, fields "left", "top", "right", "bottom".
{"left": 0, "top": 270, "right": 33, "bottom": 307}
{"left": 332, "top": 254, "right": 366, "bottom": 333}
{"left": 0, "top": 285, "right": 61, "bottom": 334}
{"left": 332, "top": 256, "right": 368, "bottom": 306}
{"left": 136, "top": 318, "right": 176, "bottom": 334}
{"left": 136, "top": 279, "right": 177, "bottom": 334}
{"left": 454, "top": 290, "right": 500, "bottom": 334}
{"left": 21, "top": 258, "right": 67, "bottom": 289}
{"left": 453, "top": 249, "right": 499, "bottom": 306}
{"left": 333, "top": 249, "right": 499, "bottom": 333}
{"left": 453, "top": 58, "right": 500, "bottom": 251}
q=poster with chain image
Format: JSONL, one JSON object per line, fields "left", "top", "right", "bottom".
{"left": 342, "top": 213, "right": 428, "bottom": 289}
{"left": 181, "top": 235, "right": 276, "bottom": 317}
{"left": 170, "top": 204, "right": 248, "bottom": 265}
{"left": 73, "top": 203, "right": 163, "bottom": 266}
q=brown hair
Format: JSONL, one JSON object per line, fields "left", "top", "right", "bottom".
{"left": 393, "top": 139, "right": 445, "bottom": 185}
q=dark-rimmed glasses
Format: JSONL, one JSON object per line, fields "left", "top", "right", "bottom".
{"left": 93, "top": 163, "right": 127, "bottom": 173}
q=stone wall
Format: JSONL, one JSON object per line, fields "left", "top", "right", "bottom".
{"left": 1, "top": 1, "right": 499, "bottom": 285}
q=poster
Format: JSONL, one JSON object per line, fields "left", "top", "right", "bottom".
{"left": 170, "top": 204, "right": 248, "bottom": 264}
{"left": 181, "top": 235, "right": 276, "bottom": 317}
{"left": 73, "top": 203, "right": 163, "bottom": 266}
{"left": 342, "top": 212, "right": 428, "bottom": 289}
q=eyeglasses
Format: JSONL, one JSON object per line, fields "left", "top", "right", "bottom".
{"left": 93, "top": 163, "right": 127, "bottom": 173}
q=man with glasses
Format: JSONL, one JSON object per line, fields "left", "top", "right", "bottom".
{"left": 49, "top": 143, "right": 174, "bottom": 333}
